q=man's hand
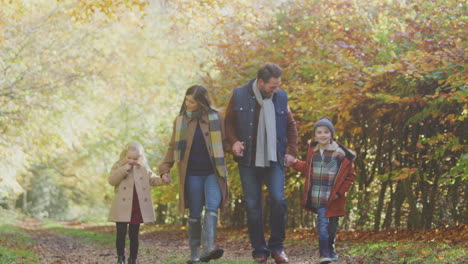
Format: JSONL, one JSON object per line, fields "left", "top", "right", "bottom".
{"left": 232, "top": 141, "right": 245, "bottom": 157}
{"left": 284, "top": 154, "right": 296, "bottom": 167}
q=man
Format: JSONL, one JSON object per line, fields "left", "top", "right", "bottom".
{"left": 225, "top": 63, "right": 298, "bottom": 263}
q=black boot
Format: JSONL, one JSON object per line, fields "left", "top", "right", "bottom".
{"left": 127, "top": 257, "right": 136, "bottom": 264}
{"left": 187, "top": 217, "right": 201, "bottom": 263}
{"left": 117, "top": 256, "right": 125, "bottom": 264}
{"left": 199, "top": 211, "right": 224, "bottom": 262}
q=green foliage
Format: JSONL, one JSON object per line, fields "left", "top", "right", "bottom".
{"left": 22, "top": 166, "right": 69, "bottom": 219}
{"left": 0, "top": 0, "right": 465, "bottom": 230}
{"left": 1, "top": 0, "right": 210, "bottom": 221}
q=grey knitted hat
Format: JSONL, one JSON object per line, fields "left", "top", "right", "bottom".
{"left": 313, "top": 117, "right": 335, "bottom": 138}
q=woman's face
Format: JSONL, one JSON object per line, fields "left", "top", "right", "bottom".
{"left": 185, "top": 94, "right": 200, "bottom": 112}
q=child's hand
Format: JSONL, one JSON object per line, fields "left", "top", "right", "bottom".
{"left": 128, "top": 160, "right": 139, "bottom": 166}
{"left": 161, "top": 173, "right": 171, "bottom": 184}
{"left": 333, "top": 194, "right": 339, "bottom": 201}
{"left": 124, "top": 163, "right": 133, "bottom": 171}
{"left": 284, "top": 154, "right": 296, "bottom": 167}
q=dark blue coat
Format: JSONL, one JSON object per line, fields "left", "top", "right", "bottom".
{"left": 232, "top": 78, "right": 288, "bottom": 167}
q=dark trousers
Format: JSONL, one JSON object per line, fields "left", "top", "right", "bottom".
{"left": 116, "top": 222, "right": 140, "bottom": 259}
{"left": 239, "top": 162, "right": 287, "bottom": 258}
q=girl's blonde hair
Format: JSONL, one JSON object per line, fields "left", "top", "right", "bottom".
{"left": 116, "top": 141, "right": 147, "bottom": 167}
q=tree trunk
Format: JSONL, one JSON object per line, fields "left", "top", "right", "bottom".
{"left": 155, "top": 204, "right": 167, "bottom": 224}
{"left": 231, "top": 199, "right": 246, "bottom": 226}
{"left": 382, "top": 182, "right": 394, "bottom": 229}
{"left": 374, "top": 180, "right": 388, "bottom": 231}
{"left": 403, "top": 178, "right": 420, "bottom": 229}
{"left": 422, "top": 165, "right": 440, "bottom": 229}
{"left": 394, "top": 181, "right": 405, "bottom": 228}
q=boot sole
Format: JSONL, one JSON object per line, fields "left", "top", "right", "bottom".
{"left": 200, "top": 248, "right": 224, "bottom": 262}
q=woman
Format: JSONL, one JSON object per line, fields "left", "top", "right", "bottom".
{"left": 159, "top": 85, "right": 229, "bottom": 263}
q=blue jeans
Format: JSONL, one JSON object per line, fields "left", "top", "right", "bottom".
{"left": 239, "top": 162, "right": 287, "bottom": 258}
{"left": 185, "top": 173, "right": 222, "bottom": 218}
{"left": 316, "top": 207, "right": 339, "bottom": 258}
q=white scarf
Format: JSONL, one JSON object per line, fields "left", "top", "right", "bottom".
{"left": 253, "top": 79, "right": 277, "bottom": 167}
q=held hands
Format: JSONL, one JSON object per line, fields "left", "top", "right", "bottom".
{"left": 232, "top": 141, "right": 245, "bottom": 157}
{"left": 161, "top": 173, "right": 171, "bottom": 184}
{"left": 284, "top": 154, "right": 296, "bottom": 167}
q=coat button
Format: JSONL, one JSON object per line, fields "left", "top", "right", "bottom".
{"left": 250, "top": 123, "right": 253, "bottom": 125}
{"left": 240, "top": 107, "right": 243, "bottom": 110}
{"left": 140, "top": 177, "right": 143, "bottom": 180}
{"left": 251, "top": 109, "right": 254, "bottom": 112}
{"left": 205, "top": 132, "right": 209, "bottom": 136}
{"left": 122, "top": 198, "right": 126, "bottom": 201}
{"left": 144, "top": 198, "right": 148, "bottom": 202}
{"left": 123, "top": 187, "right": 126, "bottom": 190}
{"left": 143, "top": 187, "right": 146, "bottom": 190}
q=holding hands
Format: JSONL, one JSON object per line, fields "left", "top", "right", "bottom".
{"left": 161, "top": 173, "right": 171, "bottom": 184}
{"left": 232, "top": 141, "right": 245, "bottom": 157}
{"left": 284, "top": 154, "right": 296, "bottom": 167}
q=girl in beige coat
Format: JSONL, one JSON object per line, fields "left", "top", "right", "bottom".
{"left": 109, "top": 141, "right": 169, "bottom": 264}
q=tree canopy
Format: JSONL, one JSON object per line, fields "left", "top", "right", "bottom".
{"left": 0, "top": 0, "right": 466, "bottom": 229}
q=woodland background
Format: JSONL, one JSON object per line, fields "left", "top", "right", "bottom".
{"left": 0, "top": 0, "right": 466, "bottom": 233}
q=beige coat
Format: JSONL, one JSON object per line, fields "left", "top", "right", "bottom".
{"left": 108, "top": 162, "right": 164, "bottom": 223}
{"left": 159, "top": 112, "right": 229, "bottom": 213}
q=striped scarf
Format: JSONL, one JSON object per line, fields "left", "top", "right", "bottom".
{"left": 174, "top": 111, "right": 227, "bottom": 179}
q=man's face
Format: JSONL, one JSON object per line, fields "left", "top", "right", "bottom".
{"left": 258, "top": 77, "right": 281, "bottom": 98}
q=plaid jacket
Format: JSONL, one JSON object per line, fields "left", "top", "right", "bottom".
{"left": 293, "top": 141, "right": 356, "bottom": 217}
{"left": 309, "top": 145, "right": 345, "bottom": 209}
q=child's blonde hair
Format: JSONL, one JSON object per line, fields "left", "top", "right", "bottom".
{"left": 116, "top": 141, "right": 147, "bottom": 167}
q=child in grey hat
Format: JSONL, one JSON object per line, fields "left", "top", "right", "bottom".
{"left": 288, "top": 117, "right": 356, "bottom": 264}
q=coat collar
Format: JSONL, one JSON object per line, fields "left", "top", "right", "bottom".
{"left": 309, "top": 140, "right": 356, "bottom": 160}
{"left": 313, "top": 141, "right": 339, "bottom": 153}
{"left": 187, "top": 111, "right": 209, "bottom": 124}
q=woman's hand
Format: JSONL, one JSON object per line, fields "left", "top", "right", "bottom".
{"left": 232, "top": 141, "right": 245, "bottom": 157}
{"left": 161, "top": 173, "right": 171, "bottom": 184}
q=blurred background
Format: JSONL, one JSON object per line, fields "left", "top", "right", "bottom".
{"left": 0, "top": 0, "right": 466, "bottom": 231}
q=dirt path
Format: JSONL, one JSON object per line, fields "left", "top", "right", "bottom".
{"left": 18, "top": 219, "right": 351, "bottom": 264}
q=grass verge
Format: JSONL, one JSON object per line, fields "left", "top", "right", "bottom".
{"left": 41, "top": 220, "right": 115, "bottom": 245}
{"left": 0, "top": 223, "right": 40, "bottom": 264}
{"left": 344, "top": 241, "right": 467, "bottom": 264}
